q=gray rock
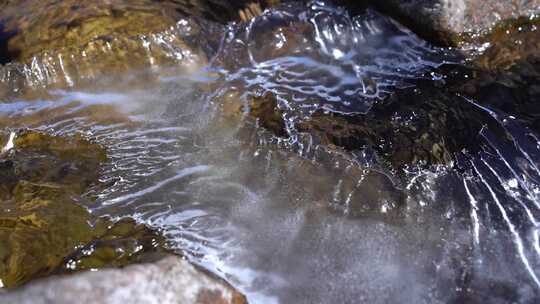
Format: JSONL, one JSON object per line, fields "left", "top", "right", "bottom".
{"left": 371, "top": 0, "right": 540, "bottom": 45}
{"left": 0, "top": 255, "right": 247, "bottom": 304}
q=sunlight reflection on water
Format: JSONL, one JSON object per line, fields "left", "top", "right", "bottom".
{"left": 0, "top": 1, "right": 539, "bottom": 303}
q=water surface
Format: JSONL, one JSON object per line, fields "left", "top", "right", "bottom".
{"left": 1, "top": 1, "right": 539, "bottom": 303}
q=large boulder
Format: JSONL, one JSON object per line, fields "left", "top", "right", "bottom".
{"left": 0, "top": 254, "right": 247, "bottom": 304}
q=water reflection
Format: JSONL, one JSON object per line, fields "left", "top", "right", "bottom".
{"left": 215, "top": 3, "right": 456, "bottom": 115}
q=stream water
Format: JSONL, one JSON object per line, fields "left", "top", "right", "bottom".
{"left": 1, "top": 1, "right": 539, "bottom": 303}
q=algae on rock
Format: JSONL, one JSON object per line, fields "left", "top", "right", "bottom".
{"left": 0, "top": 130, "right": 167, "bottom": 288}
{"left": 0, "top": 0, "right": 226, "bottom": 95}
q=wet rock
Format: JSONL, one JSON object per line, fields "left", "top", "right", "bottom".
{"left": 468, "top": 17, "right": 540, "bottom": 71}
{"left": 218, "top": 89, "right": 288, "bottom": 137}
{"left": 0, "top": 254, "right": 247, "bottom": 304}
{"left": 248, "top": 93, "right": 288, "bottom": 137}
{"left": 0, "top": 130, "right": 167, "bottom": 288}
{"left": 449, "top": 57, "right": 540, "bottom": 134}
{"left": 367, "top": 0, "right": 540, "bottom": 46}
{"left": 0, "top": 0, "right": 180, "bottom": 62}
{"left": 245, "top": 78, "right": 501, "bottom": 170}
{"left": 0, "top": 0, "right": 225, "bottom": 93}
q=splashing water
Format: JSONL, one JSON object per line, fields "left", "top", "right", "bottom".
{"left": 213, "top": 1, "right": 456, "bottom": 115}
{"left": 1, "top": 1, "right": 539, "bottom": 303}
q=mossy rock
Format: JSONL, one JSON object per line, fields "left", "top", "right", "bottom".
{"left": 0, "top": 1, "right": 155, "bottom": 62}
{"left": 0, "top": 182, "right": 108, "bottom": 288}
{"left": 4, "top": 130, "right": 107, "bottom": 194}
{"left": 0, "top": 0, "right": 228, "bottom": 92}
{"left": 0, "top": 130, "right": 167, "bottom": 288}
{"left": 59, "top": 219, "right": 167, "bottom": 273}
{"left": 0, "top": 190, "right": 166, "bottom": 288}
{"left": 0, "top": 0, "right": 219, "bottom": 63}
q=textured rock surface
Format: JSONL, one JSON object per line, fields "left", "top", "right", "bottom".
{"left": 450, "top": 56, "right": 540, "bottom": 134}
{"left": 0, "top": 255, "right": 247, "bottom": 304}
{"left": 470, "top": 17, "right": 540, "bottom": 70}
{"left": 239, "top": 81, "right": 498, "bottom": 170}
{"left": 0, "top": 130, "right": 167, "bottom": 288}
{"left": 0, "top": 0, "right": 226, "bottom": 94}
{"left": 0, "top": 0, "right": 280, "bottom": 64}
{"left": 369, "top": 0, "right": 540, "bottom": 45}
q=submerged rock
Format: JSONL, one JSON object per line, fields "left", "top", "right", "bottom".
{"left": 242, "top": 93, "right": 288, "bottom": 138}
{"left": 0, "top": 255, "right": 247, "bottom": 304}
{"left": 209, "top": 1, "right": 502, "bottom": 170}
{"left": 0, "top": 188, "right": 167, "bottom": 288}
{"left": 240, "top": 78, "right": 500, "bottom": 170}
{"left": 213, "top": 1, "right": 539, "bottom": 172}
{"left": 0, "top": 130, "right": 167, "bottom": 288}
{"left": 7, "top": 130, "right": 106, "bottom": 192}
{"left": 450, "top": 57, "right": 540, "bottom": 134}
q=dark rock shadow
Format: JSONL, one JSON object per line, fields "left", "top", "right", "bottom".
{"left": 0, "top": 22, "right": 18, "bottom": 64}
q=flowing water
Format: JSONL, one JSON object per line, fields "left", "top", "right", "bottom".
{"left": 1, "top": 1, "right": 539, "bottom": 303}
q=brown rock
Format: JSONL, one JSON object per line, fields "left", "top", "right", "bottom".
{"left": 470, "top": 17, "right": 540, "bottom": 71}
{"left": 249, "top": 93, "right": 287, "bottom": 137}
{"left": 0, "top": 130, "right": 167, "bottom": 288}
{"left": 245, "top": 81, "right": 498, "bottom": 170}
{"left": 0, "top": 0, "right": 224, "bottom": 93}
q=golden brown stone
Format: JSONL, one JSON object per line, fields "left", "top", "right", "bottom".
{"left": 0, "top": 130, "right": 167, "bottom": 288}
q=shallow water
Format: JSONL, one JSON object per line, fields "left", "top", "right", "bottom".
{"left": 1, "top": 1, "right": 539, "bottom": 303}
